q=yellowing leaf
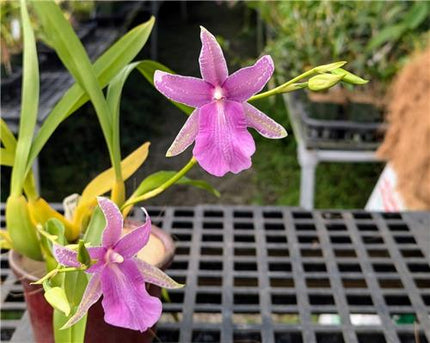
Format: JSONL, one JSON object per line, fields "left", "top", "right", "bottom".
{"left": 28, "top": 198, "right": 79, "bottom": 242}
{"left": 44, "top": 286, "right": 71, "bottom": 316}
{"left": 80, "top": 142, "right": 150, "bottom": 205}
{"left": 0, "top": 231, "right": 12, "bottom": 249}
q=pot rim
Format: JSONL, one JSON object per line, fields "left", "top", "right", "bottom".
{"left": 9, "top": 224, "right": 175, "bottom": 282}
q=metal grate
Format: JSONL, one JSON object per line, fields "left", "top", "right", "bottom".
{"left": 1, "top": 205, "right": 430, "bottom": 343}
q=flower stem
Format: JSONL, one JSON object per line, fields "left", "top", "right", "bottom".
{"left": 32, "top": 265, "right": 87, "bottom": 285}
{"left": 249, "top": 68, "right": 317, "bottom": 102}
{"left": 121, "top": 157, "right": 197, "bottom": 213}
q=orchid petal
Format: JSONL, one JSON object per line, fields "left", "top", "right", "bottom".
{"left": 135, "top": 259, "right": 184, "bottom": 289}
{"left": 199, "top": 26, "right": 228, "bottom": 86}
{"left": 114, "top": 208, "right": 151, "bottom": 258}
{"left": 154, "top": 71, "right": 213, "bottom": 107}
{"left": 53, "top": 244, "right": 80, "bottom": 268}
{"left": 101, "top": 260, "right": 162, "bottom": 332}
{"left": 166, "top": 109, "right": 199, "bottom": 157}
{"left": 62, "top": 273, "right": 102, "bottom": 329}
{"left": 193, "top": 100, "right": 255, "bottom": 177}
{"left": 86, "top": 261, "right": 105, "bottom": 274}
{"left": 84, "top": 247, "right": 106, "bottom": 273}
{"left": 87, "top": 246, "right": 106, "bottom": 259}
{"left": 98, "top": 197, "right": 123, "bottom": 248}
{"left": 223, "top": 55, "right": 274, "bottom": 102}
{"left": 243, "top": 103, "right": 288, "bottom": 139}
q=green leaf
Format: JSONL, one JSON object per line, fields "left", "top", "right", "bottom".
{"left": 178, "top": 179, "right": 221, "bottom": 198}
{"left": 403, "top": 2, "right": 429, "bottom": 30}
{"left": 77, "top": 240, "right": 91, "bottom": 267}
{"left": 136, "top": 60, "right": 194, "bottom": 115}
{"left": 10, "top": 0, "right": 39, "bottom": 196}
{"left": 55, "top": 270, "right": 88, "bottom": 341}
{"left": 106, "top": 62, "right": 141, "bottom": 170}
{"left": 331, "top": 68, "right": 368, "bottom": 85}
{"left": 32, "top": 0, "right": 120, "bottom": 178}
{"left": 132, "top": 171, "right": 220, "bottom": 199}
{"left": 6, "top": 195, "right": 42, "bottom": 260}
{"left": 313, "top": 61, "right": 347, "bottom": 73}
{"left": 26, "top": 17, "right": 155, "bottom": 176}
{"left": 53, "top": 306, "right": 87, "bottom": 342}
{"left": 308, "top": 73, "right": 345, "bottom": 91}
{"left": 161, "top": 288, "right": 171, "bottom": 303}
{"left": 0, "top": 149, "right": 14, "bottom": 166}
{"left": 83, "top": 206, "right": 106, "bottom": 247}
{"left": 43, "top": 282, "right": 71, "bottom": 316}
{"left": 0, "top": 118, "right": 17, "bottom": 151}
{"left": 40, "top": 218, "right": 67, "bottom": 283}
{"left": 366, "top": 24, "right": 407, "bottom": 51}
{"left": 45, "top": 218, "right": 67, "bottom": 246}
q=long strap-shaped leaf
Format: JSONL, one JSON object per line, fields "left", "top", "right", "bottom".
{"left": 10, "top": 0, "right": 39, "bottom": 196}
{"left": 106, "top": 62, "right": 141, "bottom": 184}
{"left": 0, "top": 149, "right": 14, "bottom": 166}
{"left": 5, "top": 0, "right": 42, "bottom": 259}
{"left": 32, "top": 1, "right": 120, "bottom": 181}
{"left": 1, "top": 119, "right": 39, "bottom": 199}
{"left": 0, "top": 118, "right": 17, "bottom": 152}
{"left": 25, "top": 17, "right": 154, "bottom": 177}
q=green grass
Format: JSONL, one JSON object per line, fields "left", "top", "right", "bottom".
{"left": 251, "top": 97, "right": 384, "bottom": 209}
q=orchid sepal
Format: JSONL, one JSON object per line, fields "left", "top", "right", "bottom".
{"left": 135, "top": 259, "right": 185, "bottom": 289}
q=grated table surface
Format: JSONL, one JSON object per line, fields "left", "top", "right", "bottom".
{"left": 1, "top": 204, "right": 430, "bottom": 343}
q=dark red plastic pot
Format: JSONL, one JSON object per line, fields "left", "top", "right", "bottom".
{"left": 9, "top": 225, "right": 175, "bottom": 343}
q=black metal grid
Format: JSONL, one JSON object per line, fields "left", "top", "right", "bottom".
{"left": 1, "top": 205, "right": 430, "bottom": 343}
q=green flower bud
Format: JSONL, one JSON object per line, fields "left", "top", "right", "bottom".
{"left": 308, "top": 73, "right": 345, "bottom": 91}
{"left": 331, "top": 68, "right": 368, "bottom": 85}
{"left": 314, "top": 61, "right": 347, "bottom": 73}
{"left": 77, "top": 240, "right": 91, "bottom": 267}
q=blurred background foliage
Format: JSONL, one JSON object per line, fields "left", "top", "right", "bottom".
{"left": 248, "top": 1, "right": 430, "bottom": 98}
{"left": 1, "top": 0, "right": 95, "bottom": 74}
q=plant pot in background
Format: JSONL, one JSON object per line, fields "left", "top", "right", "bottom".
{"left": 9, "top": 225, "right": 175, "bottom": 343}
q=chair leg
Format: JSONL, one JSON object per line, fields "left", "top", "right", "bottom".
{"left": 298, "top": 147, "right": 318, "bottom": 210}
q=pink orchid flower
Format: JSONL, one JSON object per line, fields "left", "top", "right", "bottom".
{"left": 154, "top": 27, "right": 287, "bottom": 177}
{"left": 53, "top": 197, "right": 182, "bottom": 332}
